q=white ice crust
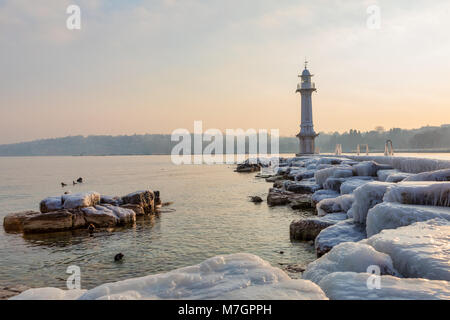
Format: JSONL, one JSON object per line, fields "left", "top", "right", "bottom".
{"left": 303, "top": 242, "right": 398, "bottom": 284}
{"left": 12, "top": 254, "right": 328, "bottom": 300}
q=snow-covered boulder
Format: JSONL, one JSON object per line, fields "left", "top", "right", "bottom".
{"left": 403, "top": 168, "right": 450, "bottom": 182}
{"left": 353, "top": 161, "right": 378, "bottom": 176}
{"left": 385, "top": 172, "right": 414, "bottom": 183}
{"left": 62, "top": 192, "right": 100, "bottom": 210}
{"left": 366, "top": 202, "right": 450, "bottom": 237}
{"left": 39, "top": 196, "right": 63, "bottom": 213}
{"left": 323, "top": 177, "right": 346, "bottom": 192}
{"left": 12, "top": 254, "right": 328, "bottom": 300}
{"left": 315, "top": 219, "right": 366, "bottom": 257}
{"left": 340, "top": 178, "right": 373, "bottom": 195}
{"left": 311, "top": 190, "right": 339, "bottom": 205}
{"left": 364, "top": 219, "right": 450, "bottom": 281}
{"left": 303, "top": 242, "right": 399, "bottom": 284}
{"left": 318, "top": 272, "right": 450, "bottom": 300}
{"left": 314, "top": 166, "right": 351, "bottom": 187}
{"left": 383, "top": 182, "right": 450, "bottom": 207}
{"left": 317, "top": 194, "right": 354, "bottom": 216}
{"left": 290, "top": 213, "right": 348, "bottom": 241}
{"left": 333, "top": 169, "right": 354, "bottom": 178}
{"left": 82, "top": 204, "right": 136, "bottom": 227}
{"left": 348, "top": 182, "right": 393, "bottom": 223}
{"left": 294, "top": 170, "right": 315, "bottom": 181}
{"left": 377, "top": 169, "right": 399, "bottom": 182}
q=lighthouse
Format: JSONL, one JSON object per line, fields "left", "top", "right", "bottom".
{"left": 296, "top": 61, "right": 318, "bottom": 155}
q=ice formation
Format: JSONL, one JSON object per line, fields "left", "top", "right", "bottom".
{"left": 39, "top": 196, "right": 63, "bottom": 213}
{"left": 302, "top": 242, "right": 398, "bottom": 284}
{"left": 314, "top": 166, "right": 351, "bottom": 187}
{"left": 340, "top": 178, "right": 373, "bottom": 195}
{"left": 403, "top": 168, "right": 450, "bottom": 182}
{"left": 12, "top": 254, "right": 328, "bottom": 300}
{"left": 315, "top": 219, "right": 366, "bottom": 257}
{"left": 318, "top": 272, "right": 450, "bottom": 300}
{"left": 385, "top": 172, "right": 414, "bottom": 183}
{"left": 383, "top": 182, "right": 450, "bottom": 207}
{"left": 364, "top": 219, "right": 450, "bottom": 281}
{"left": 317, "top": 194, "right": 354, "bottom": 216}
{"left": 62, "top": 192, "right": 101, "bottom": 210}
{"left": 366, "top": 202, "right": 450, "bottom": 237}
{"left": 344, "top": 156, "right": 450, "bottom": 173}
{"left": 10, "top": 288, "right": 86, "bottom": 300}
{"left": 377, "top": 169, "right": 399, "bottom": 182}
{"left": 82, "top": 204, "right": 136, "bottom": 226}
{"left": 348, "top": 182, "right": 393, "bottom": 224}
{"left": 311, "top": 189, "right": 339, "bottom": 205}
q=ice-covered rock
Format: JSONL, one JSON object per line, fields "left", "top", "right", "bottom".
{"left": 317, "top": 157, "right": 346, "bottom": 165}
{"left": 315, "top": 166, "right": 351, "bottom": 187}
{"left": 39, "top": 196, "right": 63, "bottom": 213}
{"left": 82, "top": 204, "right": 136, "bottom": 227}
{"left": 294, "top": 170, "right": 315, "bottom": 181}
{"left": 13, "top": 254, "right": 328, "bottom": 300}
{"left": 311, "top": 190, "right": 339, "bottom": 205}
{"left": 302, "top": 242, "right": 399, "bottom": 284}
{"left": 364, "top": 219, "right": 450, "bottom": 280}
{"left": 317, "top": 194, "right": 354, "bottom": 216}
{"left": 62, "top": 192, "right": 100, "bottom": 210}
{"left": 340, "top": 178, "right": 373, "bottom": 195}
{"left": 10, "top": 288, "right": 87, "bottom": 300}
{"left": 383, "top": 182, "right": 450, "bottom": 207}
{"left": 100, "top": 195, "right": 123, "bottom": 206}
{"left": 403, "top": 168, "right": 450, "bottom": 182}
{"left": 318, "top": 272, "right": 450, "bottom": 300}
{"left": 290, "top": 213, "right": 347, "bottom": 241}
{"left": 323, "top": 177, "right": 346, "bottom": 192}
{"left": 348, "top": 182, "right": 393, "bottom": 224}
{"left": 385, "top": 172, "right": 414, "bottom": 183}
{"left": 377, "top": 169, "right": 399, "bottom": 182}
{"left": 366, "top": 202, "right": 450, "bottom": 237}
{"left": 315, "top": 219, "right": 366, "bottom": 257}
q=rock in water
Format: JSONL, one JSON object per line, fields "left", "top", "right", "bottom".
{"left": 3, "top": 211, "right": 40, "bottom": 233}
{"left": 114, "top": 253, "right": 124, "bottom": 261}
{"left": 23, "top": 210, "right": 74, "bottom": 233}
{"left": 122, "top": 190, "right": 155, "bottom": 214}
{"left": 249, "top": 196, "right": 263, "bottom": 203}
{"left": 76, "top": 177, "right": 83, "bottom": 183}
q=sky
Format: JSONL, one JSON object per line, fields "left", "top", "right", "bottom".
{"left": 1, "top": 0, "right": 450, "bottom": 144}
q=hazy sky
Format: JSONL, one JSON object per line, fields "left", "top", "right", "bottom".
{"left": 1, "top": 0, "right": 450, "bottom": 144}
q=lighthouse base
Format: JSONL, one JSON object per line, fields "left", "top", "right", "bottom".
{"left": 296, "top": 133, "right": 318, "bottom": 155}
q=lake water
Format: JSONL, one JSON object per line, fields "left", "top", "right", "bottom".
{"left": 0, "top": 155, "right": 315, "bottom": 289}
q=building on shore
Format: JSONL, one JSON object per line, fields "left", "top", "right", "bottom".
{"left": 296, "top": 61, "right": 318, "bottom": 155}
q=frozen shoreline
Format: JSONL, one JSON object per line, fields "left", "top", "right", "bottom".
{"left": 8, "top": 155, "right": 450, "bottom": 300}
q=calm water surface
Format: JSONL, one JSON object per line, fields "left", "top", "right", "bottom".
{"left": 0, "top": 155, "right": 315, "bottom": 289}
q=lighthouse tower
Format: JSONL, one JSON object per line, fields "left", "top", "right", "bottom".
{"left": 296, "top": 61, "right": 318, "bottom": 155}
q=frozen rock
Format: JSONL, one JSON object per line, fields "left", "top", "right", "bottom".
{"left": 315, "top": 219, "right": 366, "bottom": 257}
{"left": 311, "top": 190, "right": 339, "bottom": 206}
{"left": 377, "top": 169, "right": 399, "bottom": 182}
{"left": 290, "top": 213, "right": 347, "bottom": 241}
{"left": 267, "top": 188, "right": 312, "bottom": 207}
{"left": 333, "top": 169, "right": 354, "bottom": 178}
{"left": 383, "top": 182, "right": 450, "bottom": 207}
{"left": 364, "top": 219, "right": 450, "bottom": 280}
{"left": 315, "top": 166, "right": 351, "bottom": 187}
{"left": 303, "top": 242, "right": 399, "bottom": 284}
{"left": 122, "top": 190, "right": 155, "bottom": 214}
{"left": 3, "top": 211, "right": 40, "bottom": 233}
{"left": 23, "top": 210, "right": 74, "bottom": 234}
{"left": 10, "top": 288, "right": 87, "bottom": 300}
{"left": 385, "top": 172, "right": 414, "bottom": 183}
{"left": 62, "top": 192, "right": 100, "bottom": 210}
{"left": 323, "top": 177, "right": 346, "bottom": 192}
{"left": 318, "top": 272, "right": 450, "bottom": 300}
{"left": 120, "top": 204, "right": 145, "bottom": 216}
{"left": 294, "top": 170, "right": 315, "bottom": 181}
{"left": 403, "top": 168, "right": 450, "bottom": 182}
{"left": 366, "top": 202, "right": 450, "bottom": 237}
{"left": 13, "top": 254, "right": 328, "bottom": 300}
{"left": 317, "top": 194, "right": 354, "bottom": 216}
{"left": 348, "top": 182, "right": 393, "bottom": 224}
{"left": 340, "top": 178, "right": 373, "bottom": 195}
{"left": 317, "top": 157, "right": 350, "bottom": 165}
{"left": 82, "top": 205, "right": 136, "bottom": 227}
{"left": 39, "top": 196, "right": 63, "bottom": 213}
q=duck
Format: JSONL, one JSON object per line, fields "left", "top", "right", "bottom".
{"left": 61, "top": 182, "right": 67, "bottom": 187}
{"left": 114, "top": 253, "right": 124, "bottom": 262}
{"left": 77, "top": 177, "right": 83, "bottom": 183}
